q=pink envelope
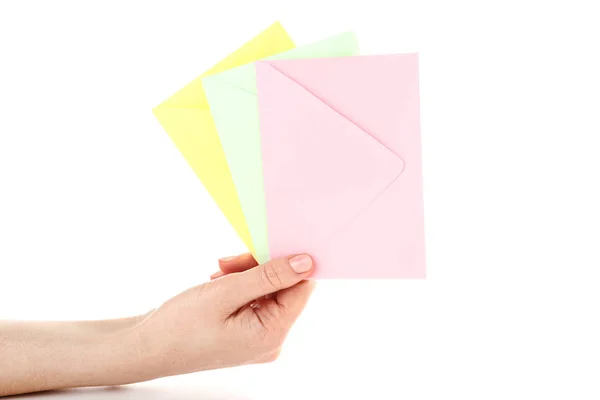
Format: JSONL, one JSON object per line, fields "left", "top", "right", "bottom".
{"left": 256, "top": 54, "right": 425, "bottom": 278}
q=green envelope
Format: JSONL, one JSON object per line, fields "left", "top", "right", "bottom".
{"left": 203, "top": 32, "right": 359, "bottom": 263}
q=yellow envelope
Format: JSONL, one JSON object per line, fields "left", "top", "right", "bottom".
{"left": 153, "top": 22, "right": 295, "bottom": 255}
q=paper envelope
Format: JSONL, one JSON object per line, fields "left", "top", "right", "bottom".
{"left": 152, "top": 22, "right": 295, "bottom": 255}
{"left": 202, "top": 32, "right": 359, "bottom": 264}
{"left": 256, "top": 54, "right": 426, "bottom": 278}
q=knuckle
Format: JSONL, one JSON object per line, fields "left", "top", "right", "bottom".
{"left": 196, "top": 280, "right": 220, "bottom": 301}
{"left": 253, "top": 324, "right": 270, "bottom": 342}
{"left": 258, "top": 304, "right": 282, "bottom": 327}
{"left": 251, "top": 309, "right": 287, "bottom": 345}
{"left": 260, "top": 261, "right": 285, "bottom": 291}
{"left": 258, "top": 325, "right": 287, "bottom": 348}
{"left": 195, "top": 280, "right": 235, "bottom": 315}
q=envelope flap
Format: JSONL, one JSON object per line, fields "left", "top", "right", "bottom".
{"left": 210, "top": 31, "right": 359, "bottom": 95}
{"left": 256, "top": 63, "right": 405, "bottom": 253}
{"left": 204, "top": 64, "right": 258, "bottom": 95}
{"left": 264, "top": 54, "right": 420, "bottom": 158}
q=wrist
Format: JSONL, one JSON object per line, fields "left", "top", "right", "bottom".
{"left": 87, "top": 329, "right": 150, "bottom": 386}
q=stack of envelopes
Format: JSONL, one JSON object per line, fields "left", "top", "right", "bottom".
{"left": 153, "top": 22, "right": 426, "bottom": 279}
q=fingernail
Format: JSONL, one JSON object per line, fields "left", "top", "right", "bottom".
{"left": 289, "top": 254, "right": 313, "bottom": 273}
{"left": 210, "top": 271, "right": 225, "bottom": 279}
{"left": 219, "top": 256, "right": 237, "bottom": 262}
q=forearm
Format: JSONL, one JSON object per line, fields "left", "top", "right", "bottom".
{"left": 0, "top": 317, "right": 152, "bottom": 396}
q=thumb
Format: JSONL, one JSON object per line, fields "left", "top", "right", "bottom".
{"left": 220, "top": 254, "right": 314, "bottom": 308}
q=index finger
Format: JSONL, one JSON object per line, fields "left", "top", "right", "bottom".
{"left": 212, "top": 253, "right": 258, "bottom": 278}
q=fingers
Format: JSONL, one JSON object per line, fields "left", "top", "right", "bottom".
{"left": 218, "top": 254, "right": 314, "bottom": 309}
{"left": 211, "top": 253, "right": 258, "bottom": 279}
{"left": 238, "top": 280, "right": 316, "bottom": 337}
{"left": 210, "top": 271, "right": 225, "bottom": 280}
{"left": 272, "top": 280, "right": 316, "bottom": 325}
{"left": 219, "top": 253, "right": 258, "bottom": 273}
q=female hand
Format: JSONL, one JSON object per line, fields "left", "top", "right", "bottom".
{"left": 130, "top": 253, "right": 316, "bottom": 379}
{"left": 0, "top": 254, "right": 315, "bottom": 396}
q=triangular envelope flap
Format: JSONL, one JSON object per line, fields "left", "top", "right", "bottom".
{"left": 203, "top": 72, "right": 256, "bottom": 107}
{"left": 212, "top": 31, "right": 359, "bottom": 95}
{"left": 205, "top": 64, "right": 258, "bottom": 94}
{"left": 265, "top": 31, "right": 358, "bottom": 62}
{"left": 265, "top": 54, "right": 420, "bottom": 156}
{"left": 256, "top": 63, "right": 404, "bottom": 254}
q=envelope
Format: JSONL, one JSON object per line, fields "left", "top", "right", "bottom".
{"left": 152, "top": 22, "right": 295, "bottom": 255}
{"left": 202, "top": 32, "right": 359, "bottom": 264}
{"left": 255, "top": 54, "right": 426, "bottom": 278}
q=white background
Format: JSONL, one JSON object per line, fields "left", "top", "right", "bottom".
{"left": 1, "top": 0, "right": 600, "bottom": 399}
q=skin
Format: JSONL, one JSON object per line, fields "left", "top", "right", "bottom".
{"left": 0, "top": 253, "right": 315, "bottom": 397}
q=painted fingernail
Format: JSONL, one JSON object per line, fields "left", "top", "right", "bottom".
{"left": 289, "top": 254, "right": 313, "bottom": 273}
{"left": 219, "top": 256, "right": 237, "bottom": 262}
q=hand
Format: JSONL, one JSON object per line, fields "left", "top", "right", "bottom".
{"left": 134, "top": 253, "right": 316, "bottom": 380}
{"left": 0, "top": 253, "right": 315, "bottom": 396}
